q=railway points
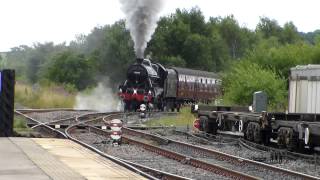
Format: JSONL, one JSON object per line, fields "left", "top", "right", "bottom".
{"left": 3, "top": 109, "right": 320, "bottom": 179}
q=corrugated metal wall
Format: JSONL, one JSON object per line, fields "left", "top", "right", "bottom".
{"left": 289, "top": 65, "right": 320, "bottom": 113}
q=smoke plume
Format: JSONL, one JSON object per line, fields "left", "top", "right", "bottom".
{"left": 74, "top": 83, "right": 120, "bottom": 112}
{"left": 120, "top": 0, "right": 164, "bottom": 58}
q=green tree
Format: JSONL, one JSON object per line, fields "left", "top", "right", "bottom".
{"left": 217, "top": 15, "right": 246, "bottom": 58}
{"left": 256, "top": 17, "right": 282, "bottom": 39}
{"left": 245, "top": 41, "right": 314, "bottom": 77}
{"left": 159, "top": 55, "right": 186, "bottom": 67}
{"left": 280, "top": 22, "right": 301, "bottom": 44}
{"left": 208, "top": 29, "right": 230, "bottom": 71}
{"left": 47, "top": 51, "right": 95, "bottom": 90}
{"left": 222, "top": 61, "right": 287, "bottom": 110}
{"left": 182, "top": 34, "right": 213, "bottom": 71}
{"left": 89, "top": 20, "right": 135, "bottom": 85}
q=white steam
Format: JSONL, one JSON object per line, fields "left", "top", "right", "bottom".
{"left": 120, "top": 0, "right": 164, "bottom": 58}
{"left": 74, "top": 83, "right": 120, "bottom": 112}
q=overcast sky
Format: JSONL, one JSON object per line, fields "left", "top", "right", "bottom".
{"left": 0, "top": 0, "right": 319, "bottom": 52}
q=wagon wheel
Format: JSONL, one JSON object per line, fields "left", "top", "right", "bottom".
{"left": 245, "top": 123, "right": 254, "bottom": 141}
{"left": 277, "top": 128, "right": 285, "bottom": 148}
{"left": 285, "top": 128, "right": 297, "bottom": 151}
{"left": 253, "top": 123, "right": 261, "bottom": 143}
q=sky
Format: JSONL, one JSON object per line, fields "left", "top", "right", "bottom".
{"left": 0, "top": 0, "right": 319, "bottom": 52}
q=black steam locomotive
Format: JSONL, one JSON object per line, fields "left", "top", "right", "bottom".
{"left": 118, "top": 58, "right": 220, "bottom": 111}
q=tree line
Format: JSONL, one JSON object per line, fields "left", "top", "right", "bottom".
{"left": 1, "top": 7, "right": 320, "bottom": 109}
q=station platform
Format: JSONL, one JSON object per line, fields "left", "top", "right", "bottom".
{"left": 0, "top": 137, "right": 146, "bottom": 180}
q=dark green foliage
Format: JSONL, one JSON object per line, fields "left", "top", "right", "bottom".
{"left": 89, "top": 20, "right": 135, "bottom": 84}
{"left": 256, "top": 17, "right": 282, "bottom": 39}
{"left": 47, "top": 51, "right": 95, "bottom": 90}
{"left": 245, "top": 41, "right": 318, "bottom": 77}
{"left": 300, "top": 30, "right": 320, "bottom": 44}
{"left": 222, "top": 61, "right": 287, "bottom": 110}
{"left": 148, "top": 9, "right": 252, "bottom": 72}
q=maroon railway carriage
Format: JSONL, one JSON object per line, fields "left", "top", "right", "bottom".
{"left": 164, "top": 67, "right": 220, "bottom": 111}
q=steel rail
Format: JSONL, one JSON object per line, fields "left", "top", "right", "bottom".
{"left": 71, "top": 120, "right": 259, "bottom": 180}
{"left": 123, "top": 127, "right": 319, "bottom": 180}
{"left": 66, "top": 112, "right": 188, "bottom": 180}
{"left": 239, "top": 138, "right": 316, "bottom": 161}
{"left": 16, "top": 108, "right": 94, "bottom": 114}
{"left": 14, "top": 110, "right": 67, "bottom": 138}
{"left": 16, "top": 110, "right": 164, "bottom": 179}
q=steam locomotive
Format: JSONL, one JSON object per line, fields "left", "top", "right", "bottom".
{"left": 118, "top": 58, "right": 220, "bottom": 111}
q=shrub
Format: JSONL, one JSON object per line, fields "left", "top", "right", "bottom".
{"left": 222, "top": 61, "right": 287, "bottom": 110}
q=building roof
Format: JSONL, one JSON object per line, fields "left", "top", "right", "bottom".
{"left": 291, "top": 64, "right": 320, "bottom": 78}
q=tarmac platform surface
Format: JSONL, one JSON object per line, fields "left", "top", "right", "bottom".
{"left": 0, "top": 137, "right": 145, "bottom": 180}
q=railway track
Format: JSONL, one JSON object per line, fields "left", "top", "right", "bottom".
{"left": 14, "top": 110, "right": 67, "bottom": 138}
{"left": 65, "top": 114, "right": 266, "bottom": 179}
{"left": 66, "top": 112, "right": 190, "bottom": 180}
{"left": 238, "top": 138, "right": 316, "bottom": 160}
{"left": 15, "top": 109, "right": 320, "bottom": 179}
{"left": 17, "top": 109, "right": 185, "bottom": 179}
{"left": 123, "top": 128, "right": 319, "bottom": 180}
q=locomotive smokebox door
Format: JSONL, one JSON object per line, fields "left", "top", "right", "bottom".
{"left": 253, "top": 91, "right": 267, "bottom": 112}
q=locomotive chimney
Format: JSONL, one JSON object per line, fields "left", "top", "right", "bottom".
{"left": 136, "top": 58, "right": 143, "bottom": 64}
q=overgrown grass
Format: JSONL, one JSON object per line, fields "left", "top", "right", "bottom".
{"left": 13, "top": 115, "right": 32, "bottom": 133}
{"left": 15, "top": 82, "right": 75, "bottom": 108}
{"left": 145, "top": 107, "right": 196, "bottom": 127}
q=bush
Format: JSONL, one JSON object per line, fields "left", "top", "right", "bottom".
{"left": 46, "top": 51, "right": 96, "bottom": 90}
{"left": 15, "top": 82, "right": 75, "bottom": 108}
{"left": 222, "top": 61, "right": 287, "bottom": 110}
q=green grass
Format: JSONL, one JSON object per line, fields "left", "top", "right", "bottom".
{"left": 15, "top": 82, "right": 75, "bottom": 108}
{"left": 13, "top": 115, "right": 33, "bottom": 133}
{"left": 145, "top": 107, "right": 196, "bottom": 127}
